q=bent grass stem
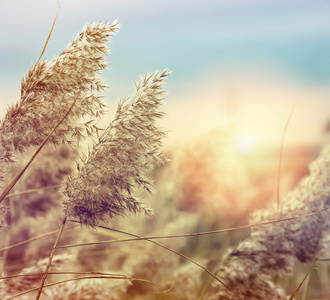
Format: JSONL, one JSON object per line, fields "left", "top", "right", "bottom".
{"left": 35, "top": 217, "right": 67, "bottom": 300}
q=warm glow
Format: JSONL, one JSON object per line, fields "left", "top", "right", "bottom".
{"left": 235, "top": 134, "right": 256, "bottom": 155}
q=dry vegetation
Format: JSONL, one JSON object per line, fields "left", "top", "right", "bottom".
{"left": 0, "top": 17, "right": 330, "bottom": 300}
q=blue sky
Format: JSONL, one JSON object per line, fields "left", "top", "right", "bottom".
{"left": 2, "top": 1, "right": 330, "bottom": 87}
{"left": 1, "top": 0, "right": 330, "bottom": 149}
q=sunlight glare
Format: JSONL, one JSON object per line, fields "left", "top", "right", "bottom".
{"left": 235, "top": 134, "right": 256, "bottom": 155}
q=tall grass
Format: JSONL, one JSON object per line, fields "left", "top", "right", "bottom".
{"left": 0, "top": 17, "right": 330, "bottom": 300}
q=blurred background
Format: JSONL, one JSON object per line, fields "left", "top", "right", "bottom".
{"left": 1, "top": 0, "right": 330, "bottom": 153}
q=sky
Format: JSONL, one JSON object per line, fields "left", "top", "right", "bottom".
{"left": 1, "top": 0, "right": 330, "bottom": 152}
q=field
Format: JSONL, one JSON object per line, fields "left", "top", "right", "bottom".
{"left": 1, "top": 13, "right": 330, "bottom": 300}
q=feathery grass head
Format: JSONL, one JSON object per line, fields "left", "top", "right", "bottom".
{"left": 0, "top": 254, "right": 71, "bottom": 295}
{"left": 47, "top": 277, "right": 130, "bottom": 300}
{"left": 208, "top": 144, "right": 330, "bottom": 299}
{"left": 0, "top": 21, "right": 119, "bottom": 171}
{"left": 62, "top": 70, "right": 170, "bottom": 227}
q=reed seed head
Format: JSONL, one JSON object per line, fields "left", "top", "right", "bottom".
{"left": 0, "top": 22, "right": 119, "bottom": 177}
{"left": 62, "top": 70, "right": 170, "bottom": 227}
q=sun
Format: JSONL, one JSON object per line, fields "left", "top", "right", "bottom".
{"left": 235, "top": 134, "right": 256, "bottom": 155}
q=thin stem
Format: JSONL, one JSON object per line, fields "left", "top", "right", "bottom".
{"left": 277, "top": 100, "right": 297, "bottom": 208}
{"left": 301, "top": 240, "right": 321, "bottom": 300}
{"left": 6, "top": 274, "right": 153, "bottom": 300}
{"left": 35, "top": 216, "right": 67, "bottom": 300}
{"left": 0, "top": 95, "right": 78, "bottom": 205}
{"left": 0, "top": 224, "right": 77, "bottom": 254}
{"left": 289, "top": 267, "right": 316, "bottom": 300}
{"left": 93, "top": 226, "right": 244, "bottom": 300}
{"left": 5, "top": 185, "right": 58, "bottom": 199}
{"left": 58, "top": 208, "right": 328, "bottom": 249}
{"left": 1, "top": 271, "right": 131, "bottom": 280}
{"left": 35, "top": 0, "right": 60, "bottom": 65}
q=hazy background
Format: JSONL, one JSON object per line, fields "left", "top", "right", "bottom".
{"left": 1, "top": 0, "right": 330, "bottom": 152}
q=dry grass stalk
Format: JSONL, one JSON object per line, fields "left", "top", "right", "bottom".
{"left": 208, "top": 144, "right": 330, "bottom": 299}
{"left": 62, "top": 70, "right": 169, "bottom": 227}
{"left": 0, "top": 21, "right": 119, "bottom": 185}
